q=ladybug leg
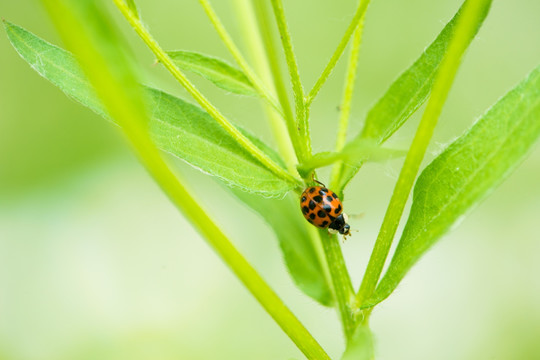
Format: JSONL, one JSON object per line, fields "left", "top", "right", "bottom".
{"left": 313, "top": 179, "right": 327, "bottom": 188}
{"left": 327, "top": 227, "right": 339, "bottom": 238}
{"left": 342, "top": 232, "right": 352, "bottom": 243}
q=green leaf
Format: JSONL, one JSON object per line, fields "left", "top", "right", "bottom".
{"left": 360, "top": 0, "right": 489, "bottom": 143}
{"left": 366, "top": 65, "right": 540, "bottom": 307}
{"left": 167, "top": 50, "right": 257, "bottom": 96}
{"left": 338, "top": 0, "right": 490, "bottom": 190}
{"left": 5, "top": 22, "right": 293, "bottom": 197}
{"left": 231, "top": 189, "right": 333, "bottom": 306}
{"left": 340, "top": 324, "right": 374, "bottom": 360}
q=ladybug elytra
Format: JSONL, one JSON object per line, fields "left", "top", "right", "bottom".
{"left": 300, "top": 182, "right": 351, "bottom": 237}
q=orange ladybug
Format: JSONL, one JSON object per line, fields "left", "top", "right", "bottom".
{"left": 300, "top": 181, "right": 351, "bottom": 237}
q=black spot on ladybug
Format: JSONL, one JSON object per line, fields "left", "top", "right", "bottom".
{"left": 308, "top": 219, "right": 313, "bottom": 224}
{"left": 318, "top": 189, "right": 327, "bottom": 196}
{"left": 323, "top": 204, "right": 333, "bottom": 214}
{"left": 309, "top": 200, "right": 316, "bottom": 210}
{"left": 335, "top": 204, "right": 342, "bottom": 214}
{"left": 309, "top": 187, "right": 316, "bottom": 194}
{"left": 313, "top": 195, "right": 323, "bottom": 203}
{"left": 309, "top": 213, "right": 316, "bottom": 220}
{"left": 301, "top": 196, "right": 306, "bottom": 202}
{"left": 332, "top": 192, "right": 339, "bottom": 199}
{"left": 321, "top": 220, "right": 329, "bottom": 227}
{"left": 302, "top": 206, "right": 309, "bottom": 214}
{"left": 317, "top": 210, "right": 326, "bottom": 218}
{"left": 326, "top": 195, "right": 333, "bottom": 202}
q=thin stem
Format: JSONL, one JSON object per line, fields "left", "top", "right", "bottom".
{"left": 355, "top": 0, "right": 492, "bottom": 306}
{"left": 251, "top": 0, "right": 309, "bottom": 166}
{"left": 319, "top": 230, "right": 356, "bottom": 340}
{"left": 114, "top": 0, "right": 301, "bottom": 187}
{"left": 198, "top": 0, "right": 283, "bottom": 116}
{"left": 270, "top": 0, "right": 311, "bottom": 161}
{"left": 305, "top": 224, "right": 335, "bottom": 310}
{"left": 232, "top": 0, "right": 298, "bottom": 174}
{"left": 306, "top": 0, "right": 371, "bottom": 106}
{"left": 329, "top": 18, "right": 365, "bottom": 190}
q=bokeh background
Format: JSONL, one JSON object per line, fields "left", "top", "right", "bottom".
{"left": 1, "top": 0, "right": 540, "bottom": 359}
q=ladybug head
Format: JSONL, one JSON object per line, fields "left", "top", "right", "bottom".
{"left": 339, "top": 223, "right": 351, "bottom": 236}
{"left": 329, "top": 213, "right": 351, "bottom": 238}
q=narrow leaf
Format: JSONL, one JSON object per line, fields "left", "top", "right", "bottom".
{"left": 231, "top": 189, "right": 333, "bottom": 306}
{"left": 5, "top": 22, "right": 293, "bottom": 197}
{"left": 367, "top": 65, "right": 540, "bottom": 306}
{"left": 167, "top": 50, "right": 257, "bottom": 96}
{"left": 360, "top": 0, "right": 489, "bottom": 143}
{"left": 338, "top": 0, "right": 490, "bottom": 189}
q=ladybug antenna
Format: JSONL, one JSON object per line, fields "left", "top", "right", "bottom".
{"left": 310, "top": 173, "right": 326, "bottom": 188}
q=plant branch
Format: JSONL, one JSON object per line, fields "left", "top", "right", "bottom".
{"left": 355, "top": 0, "right": 492, "bottom": 307}
{"left": 330, "top": 18, "right": 365, "bottom": 190}
{"left": 319, "top": 230, "right": 356, "bottom": 340}
{"left": 232, "top": 0, "right": 299, "bottom": 174}
{"left": 306, "top": 0, "right": 371, "bottom": 106}
{"left": 251, "top": 0, "right": 309, "bottom": 166}
{"left": 114, "top": 0, "right": 301, "bottom": 187}
{"left": 270, "top": 0, "right": 311, "bottom": 161}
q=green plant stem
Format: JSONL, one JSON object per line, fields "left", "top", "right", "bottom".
{"left": 114, "top": 0, "right": 301, "bottom": 187}
{"left": 198, "top": 0, "right": 283, "bottom": 116}
{"left": 44, "top": 1, "right": 330, "bottom": 357}
{"left": 232, "top": 0, "right": 298, "bottom": 174}
{"left": 355, "top": 0, "right": 491, "bottom": 307}
{"left": 306, "top": 0, "right": 371, "bottom": 106}
{"left": 251, "top": 0, "right": 310, "bottom": 167}
{"left": 305, "top": 224, "right": 336, "bottom": 307}
{"left": 269, "top": 0, "right": 311, "bottom": 161}
{"left": 319, "top": 230, "right": 356, "bottom": 340}
{"left": 330, "top": 17, "right": 365, "bottom": 190}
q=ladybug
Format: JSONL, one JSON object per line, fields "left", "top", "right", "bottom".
{"left": 300, "top": 181, "right": 351, "bottom": 237}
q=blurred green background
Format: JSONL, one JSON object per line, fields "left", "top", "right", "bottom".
{"left": 1, "top": 0, "right": 540, "bottom": 359}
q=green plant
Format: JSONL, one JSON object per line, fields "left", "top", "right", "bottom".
{"left": 4, "top": 0, "right": 540, "bottom": 358}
